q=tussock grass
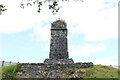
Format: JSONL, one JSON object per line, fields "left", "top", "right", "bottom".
{"left": 2, "top": 63, "right": 22, "bottom": 78}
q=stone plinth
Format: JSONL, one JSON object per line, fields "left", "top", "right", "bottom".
{"left": 44, "top": 58, "right": 74, "bottom": 64}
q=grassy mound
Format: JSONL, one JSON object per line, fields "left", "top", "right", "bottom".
{"left": 65, "top": 65, "right": 119, "bottom": 78}
{"left": 1, "top": 64, "right": 119, "bottom": 79}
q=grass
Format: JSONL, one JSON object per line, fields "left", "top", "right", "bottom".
{"left": 65, "top": 65, "right": 119, "bottom": 78}
{"left": 0, "top": 67, "right": 2, "bottom": 79}
{"left": 1, "top": 63, "right": 22, "bottom": 79}
{"left": 2, "top": 65, "right": 17, "bottom": 78}
{"left": 85, "top": 65, "right": 118, "bottom": 78}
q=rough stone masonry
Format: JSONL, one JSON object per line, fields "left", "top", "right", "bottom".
{"left": 44, "top": 20, "right": 74, "bottom": 64}
{"left": 17, "top": 20, "right": 93, "bottom": 78}
{"left": 44, "top": 20, "right": 93, "bottom": 66}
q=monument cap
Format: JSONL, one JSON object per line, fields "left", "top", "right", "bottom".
{"left": 51, "top": 20, "right": 67, "bottom": 29}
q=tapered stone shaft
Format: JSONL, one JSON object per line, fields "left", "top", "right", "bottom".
{"left": 49, "top": 20, "right": 68, "bottom": 59}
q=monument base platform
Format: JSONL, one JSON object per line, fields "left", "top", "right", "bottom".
{"left": 44, "top": 58, "right": 74, "bottom": 64}
{"left": 17, "top": 62, "right": 93, "bottom": 78}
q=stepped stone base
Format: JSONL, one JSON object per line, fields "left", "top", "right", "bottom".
{"left": 44, "top": 58, "right": 74, "bottom": 64}
{"left": 17, "top": 62, "right": 93, "bottom": 78}
{"left": 19, "top": 62, "right": 93, "bottom": 71}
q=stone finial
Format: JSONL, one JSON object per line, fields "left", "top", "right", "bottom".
{"left": 51, "top": 20, "right": 67, "bottom": 29}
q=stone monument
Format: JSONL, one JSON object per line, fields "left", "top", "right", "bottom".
{"left": 44, "top": 20, "right": 74, "bottom": 64}
{"left": 17, "top": 20, "right": 93, "bottom": 78}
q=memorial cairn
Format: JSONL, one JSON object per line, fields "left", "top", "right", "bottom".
{"left": 17, "top": 20, "right": 93, "bottom": 78}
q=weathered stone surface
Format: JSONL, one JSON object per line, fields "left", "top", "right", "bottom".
{"left": 49, "top": 20, "right": 69, "bottom": 60}
{"left": 16, "top": 20, "right": 94, "bottom": 78}
{"left": 44, "top": 20, "right": 75, "bottom": 64}
{"left": 17, "top": 62, "right": 93, "bottom": 78}
{"left": 51, "top": 20, "right": 67, "bottom": 29}
{"left": 72, "top": 74, "right": 79, "bottom": 78}
{"left": 44, "top": 58, "right": 74, "bottom": 64}
{"left": 47, "top": 70, "right": 66, "bottom": 78}
{"left": 23, "top": 62, "right": 93, "bottom": 70}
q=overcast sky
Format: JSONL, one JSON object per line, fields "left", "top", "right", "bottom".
{"left": 0, "top": 0, "right": 119, "bottom": 66}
